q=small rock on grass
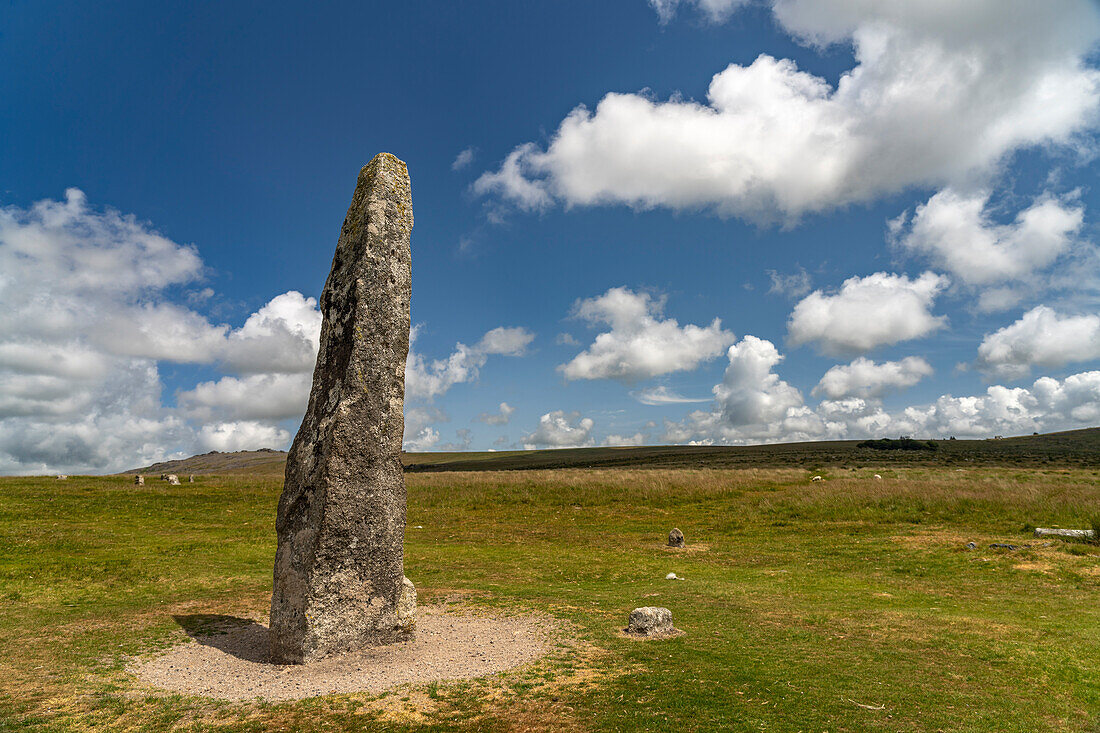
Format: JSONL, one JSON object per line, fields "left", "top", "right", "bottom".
{"left": 626, "top": 607, "right": 676, "bottom": 637}
{"left": 668, "top": 528, "right": 685, "bottom": 548}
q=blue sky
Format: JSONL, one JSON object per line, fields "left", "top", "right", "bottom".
{"left": 2, "top": 0, "right": 1100, "bottom": 473}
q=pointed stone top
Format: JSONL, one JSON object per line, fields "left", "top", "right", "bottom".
{"left": 338, "top": 153, "right": 413, "bottom": 248}
{"left": 363, "top": 151, "right": 407, "bottom": 174}
{"left": 358, "top": 153, "right": 410, "bottom": 206}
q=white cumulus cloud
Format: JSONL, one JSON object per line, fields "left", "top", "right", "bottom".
{"left": 812, "top": 357, "right": 933, "bottom": 400}
{"left": 221, "top": 291, "right": 322, "bottom": 373}
{"left": 521, "top": 410, "right": 595, "bottom": 449}
{"left": 889, "top": 372, "right": 1100, "bottom": 438}
{"left": 0, "top": 189, "right": 542, "bottom": 472}
{"left": 479, "top": 1, "right": 1100, "bottom": 223}
{"left": 452, "top": 147, "right": 476, "bottom": 171}
{"left": 476, "top": 402, "right": 516, "bottom": 425}
{"left": 976, "top": 306, "right": 1100, "bottom": 380}
{"left": 559, "top": 287, "right": 734, "bottom": 382}
{"left": 631, "top": 385, "right": 710, "bottom": 405}
{"left": 767, "top": 267, "right": 812, "bottom": 298}
{"left": 787, "top": 272, "right": 949, "bottom": 356}
{"left": 178, "top": 373, "right": 312, "bottom": 422}
{"left": 648, "top": 0, "right": 747, "bottom": 24}
{"left": 197, "top": 422, "right": 292, "bottom": 453}
{"left": 661, "top": 334, "right": 1100, "bottom": 444}
{"left": 604, "top": 432, "right": 647, "bottom": 446}
{"left": 665, "top": 336, "right": 821, "bottom": 443}
{"left": 892, "top": 189, "right": 1085, "bottom": 307}
{"left": 405, "top": 325, "right": 534, "bottom": 400}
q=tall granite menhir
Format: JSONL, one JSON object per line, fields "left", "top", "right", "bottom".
{"left": 270, "top": 153, "right": 413, "bottom": 664}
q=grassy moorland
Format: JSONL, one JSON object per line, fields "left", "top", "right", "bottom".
{"left": 136, "top": 428, "right": 1100, "bottom": 477}
{"left": 3, "top": 463, "right": 1100, "bottom": 731}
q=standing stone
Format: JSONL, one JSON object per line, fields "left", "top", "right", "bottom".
{"left": 166, "top": 474, "right": 180, "bottom": 485}
{"left": 188, "top": 475, "right": 195, "bottom": 483}
{"left": 270, "top": 153, "right": 413, "bottom": 664}
{"left": 134, "top": 475, "right": 145, "bottom": 486}
{"left": 668, "top": 528, "right": 685, "bottom": 548}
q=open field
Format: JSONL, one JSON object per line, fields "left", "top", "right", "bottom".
{"left": 133, "top": 428, "right": 1100, "bottom": 478}
{"left": 3, "top": 465, "right": 1100, "bottom": 731}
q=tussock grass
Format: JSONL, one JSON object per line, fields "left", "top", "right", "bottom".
{"left": 2, "top": 466, "right": 1100, "bottom": 731}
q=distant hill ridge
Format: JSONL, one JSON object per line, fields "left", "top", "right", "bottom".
{"left": 128, "top": 449, "right": 287, "bottom": 476}
{"left": 127, "top": 427, "right": 1100, "bottom": 475}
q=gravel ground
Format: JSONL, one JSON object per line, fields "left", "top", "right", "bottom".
{"left": 134, "top": 606, "right": 557, "bottom": 701}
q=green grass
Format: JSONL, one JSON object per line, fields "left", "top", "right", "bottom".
{"left": 3, "top": 466, "right": 1100, "bottom": 731}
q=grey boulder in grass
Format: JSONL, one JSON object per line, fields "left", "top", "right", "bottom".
{"left": 269, "top": 153, "right": 414, "bottom": 664}
{"left": 627, "top": 606, "right": 675, "bottom": 636}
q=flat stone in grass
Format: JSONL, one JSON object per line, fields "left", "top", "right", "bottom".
{"left": 625, "top": 606, "right": 681, "bottom": 638}
{"left": 1034, "top": 528, "right": 1094, "bottom": 540}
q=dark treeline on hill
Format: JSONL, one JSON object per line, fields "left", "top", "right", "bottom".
{"left": 129, "top": 428, "right": 1100, "bottom": 476}
{"left": 857, "top": 437, "right": 938, "bottom": 451}
{"left": 403, "top": 428, "right": 1100, "bottom": 472}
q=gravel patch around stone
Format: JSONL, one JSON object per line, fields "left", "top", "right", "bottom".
{"left": 133, "top": 605, "right": 559, "bottom": 701}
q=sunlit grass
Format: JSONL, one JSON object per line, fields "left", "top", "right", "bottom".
{"left": 2, "top": 466, "right": 1100, "bottom": 731}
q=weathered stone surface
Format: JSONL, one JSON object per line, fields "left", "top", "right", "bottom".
{"left": 626, "top": 607, "right": 674, "bottom": 636}
{"left": 188, "top": 475, "right": 195, "bottom": 483}
{"left": 134, "top": 475, "right": 144, "bottom": 486}
{"left": 166, "top": 474, "right": 180, "bottom": 485}
{"left": 668, "top": 528, "right": 685, "bottom": 548}
{"left": 269, "top": 153, "right": 413, "bottom": 664}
